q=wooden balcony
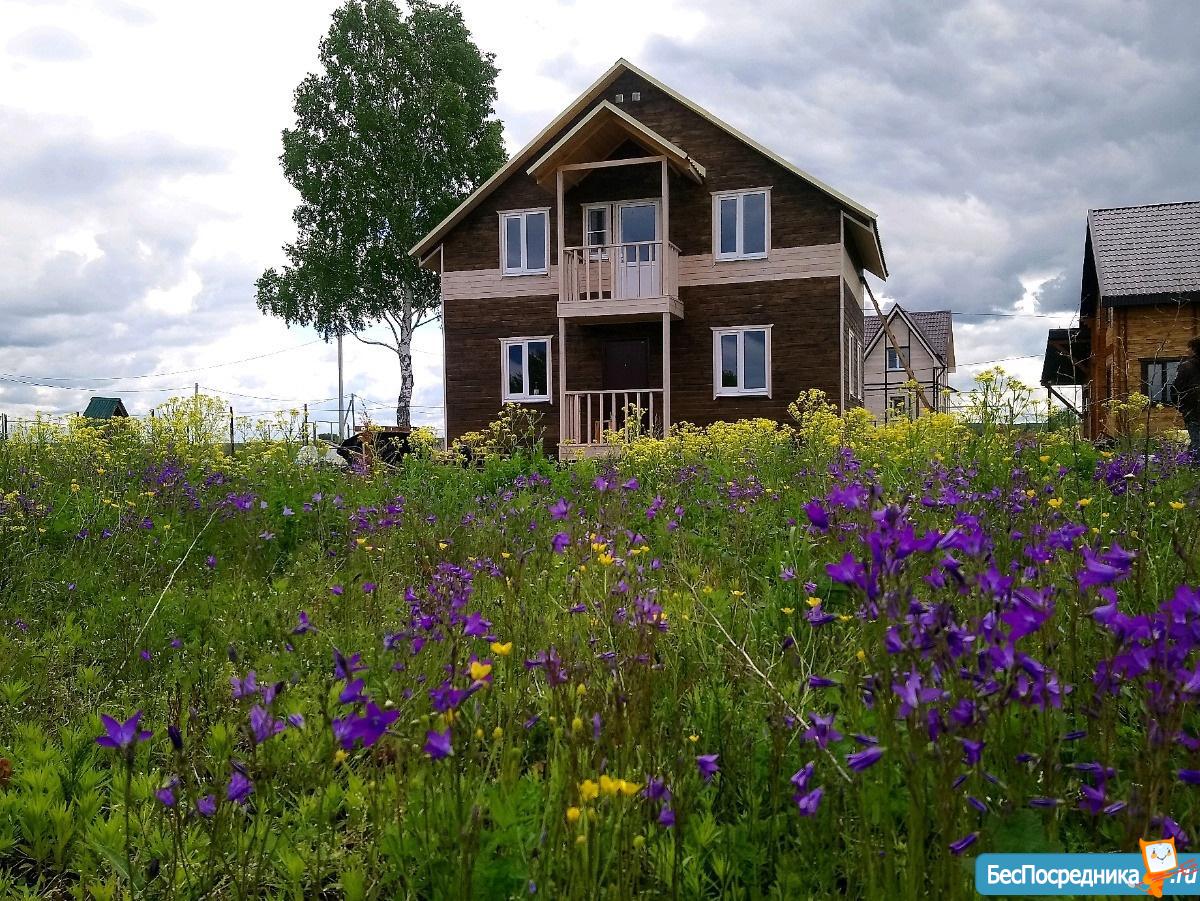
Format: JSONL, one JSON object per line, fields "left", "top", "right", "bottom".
{"left": 558, "top": 242, "right": 683, "bottom": 321}
{"left": 560, "top": 389, "right": 663, "bottom": 458}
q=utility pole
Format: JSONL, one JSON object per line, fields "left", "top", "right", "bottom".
{"left": 337, "top": 333, "right": 345, "bottom": 441}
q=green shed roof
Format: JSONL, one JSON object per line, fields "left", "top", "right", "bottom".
{"left": 82, "top": 397, "right": 129, "bottom": 419}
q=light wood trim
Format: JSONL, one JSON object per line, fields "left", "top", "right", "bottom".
{"left": 443, "top": 243, "right": 841, "bottom": 302}
{"left": 662, "top": 312, "right": 671, "bottom": 435}
{"left": 410, "top": 58, "right": 879, "bottom": 262}
{"left": 560, "top": 155, "right": 666, "bottom": 173}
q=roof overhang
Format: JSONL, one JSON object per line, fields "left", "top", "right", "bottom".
{"left": 1040, "top": 327, "right": 1091, "bottom": 386}
{"left": 526, "top": 101, "right": 704, "bottom": 190}
{"left": 409, "top": 57, "right": 883, "bottom": 264}
{"left": 843, "top": 211, "right": 887, "bottom": 279}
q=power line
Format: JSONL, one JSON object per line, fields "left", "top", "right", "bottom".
{"left": 5, "top": 339, "right": 326, "bottom": 383}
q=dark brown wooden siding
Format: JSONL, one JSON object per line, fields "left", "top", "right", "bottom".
{"left": 671, "top": 277, "right": 842, "bottom": 427}
{"left": 442, "top": 293, "right": 560, "bottom": 445}
{"left": 441, "top": 69, "right": 845, "bottom": 272}
{"left": 843, "top": 279, "right": 865, "bottom": 409}
{"left": 440, "top": 67, "right": 863, "bottom": 446}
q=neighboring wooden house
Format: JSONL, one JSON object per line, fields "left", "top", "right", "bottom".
{"left": 409, "top": 58, "right": 886, "bottom": 457}
{"left": 862, "top": 307, "right": 955, "bottom": 422}
{"left": 1040, "top": 201, "right": 1200, "bottom": 438}
{"left": 82, "top": 396, "right": 128, "bottom": 419}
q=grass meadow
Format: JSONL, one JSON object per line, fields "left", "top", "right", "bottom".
{"left": 1, "top": 378, "right": 1198, "bottom": 899}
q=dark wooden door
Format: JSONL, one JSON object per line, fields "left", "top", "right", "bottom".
{"left": 602, "top": 338, "right": 650, "bottom": 390}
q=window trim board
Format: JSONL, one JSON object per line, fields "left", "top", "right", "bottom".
{"left": 711, "top": 325, "right": 773, "bottom": 398}
{"left": 500, "top": 335, "right": 554, "bottom": 403}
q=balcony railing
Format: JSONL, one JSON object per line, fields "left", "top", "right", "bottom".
{"left": 560, "top": 242, "right": 680, "bottom": 315}
{"left": 563, "top": 389, "right": 663, "bottom": 447}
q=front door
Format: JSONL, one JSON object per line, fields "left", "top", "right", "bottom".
{"left": 618, "top": 202, "right": 659, "bottom": 299}
{"left": 602, "top": 338, "right": 650, "bottom": 391}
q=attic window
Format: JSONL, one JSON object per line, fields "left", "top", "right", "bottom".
{"left": 614, "top": 93, "right": 624, "bottom": 103}
{"left": 631, "top": 91, "right": 641, "bottom": 102}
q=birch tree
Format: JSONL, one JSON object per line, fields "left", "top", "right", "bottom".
{"left": 256, "top": 0, "right": 504, "bottom": 428}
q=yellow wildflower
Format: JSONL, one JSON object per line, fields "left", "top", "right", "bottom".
{"left": 1077, "top": 498, "right": 1092, "bottom": 507}
{"left": 780, "top": 607, "right": 795, "bottom": 615}
{"left": 469, "top": 660, "right": 492, "bottom": 681}
{"left": 490, "top": 641, "right": 512, "bottom": 656}
{"left": 806, "top": 596, "right": 822, "bottom": 607}
{"left": 566, "top": 806, "right": 581, "bottom": 824}
{"left": 579, "top": 780, "right": 599, "bottom": 803}
{"left": 599, "top": 774, "right": 619, "bottom": 796}
{"left": 1170, "top": 501, "right": 1185, "bottom": 511}
{"left": 1047, "top": 498, "right": 1062, "bottom": 509}
{"left": 492, "top": 726, "right": 503, "bottom": 740}
{"left": 572, "top": 716, "right": 583, "bottom": 733}
{"left": 597, "top": 553, "right": 614, "bottom": 566}
{"left": 333, "top": 749, "right": 348, "bottom": 765}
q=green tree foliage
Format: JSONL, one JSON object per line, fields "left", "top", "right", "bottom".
{"left": 256, "top": 0, "right": 505, "bottom": 428}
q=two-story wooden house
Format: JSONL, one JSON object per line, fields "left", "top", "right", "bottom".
{"left": 862, "top": 306, "right": 955, "bottom": 422}
{"left": 409, "top": 59, "right": 887, "bottom": 456}
{"left": 1040, "top": 201, "right": 1200, "bottom": 438}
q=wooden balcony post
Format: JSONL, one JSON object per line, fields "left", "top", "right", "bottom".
{"left": 556, "top": 168, "right": 566, "bottom": 450}
{"left": 660, "top": 159, "right": 669, "bottom": 298}
{"left": 662, "top": 312, "right": 671, "bottom": 437}
{"left": 558, "top": 316, "right": 566, "bottom": 445}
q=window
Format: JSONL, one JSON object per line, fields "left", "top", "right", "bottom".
{"left": 886, "top": 346, "right": 909, "bottom": 372}
{"left": 1142, "top": 359, "right": 1182, "bottom": 405}
{"left": 712, "top": 326, "right": 771, "bottom": 397}
{"left": 889, "top": 394, "right": 911, "bottom": 420}
{"left": 500, "top": 209, "right": 549, "bottom": 275}
{"left": 501, "top": 337, "right": 552, "bottom": 402}
{"left": 713, "top": 189, "right": 770, "bottom": 260}
{"left": 583, "top": 203, "right": 610, "bottom": 259}
{"left": 848, "top": 330, "right": 862, "bottom": 398}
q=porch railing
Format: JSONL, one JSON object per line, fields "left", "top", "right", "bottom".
{"left": 563, "top": 389, "right": 663, "bottom": 446}
{"left": 561, "top": 242, "right": 680, "bottom": 305}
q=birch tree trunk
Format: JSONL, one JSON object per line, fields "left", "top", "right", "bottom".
{"left": 395, "top": 290, "right": 414, "bottom": 430}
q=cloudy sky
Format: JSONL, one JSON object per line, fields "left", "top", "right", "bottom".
{"left": 3, "top": 0, "right": 1198, "bottom": 430}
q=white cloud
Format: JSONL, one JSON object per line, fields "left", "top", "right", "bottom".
{"left": 0, "top": 0, "right": 1197, "bottom": 432}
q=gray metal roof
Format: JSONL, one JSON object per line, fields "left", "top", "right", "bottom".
{"left": 865, "top": 308, "right": 954, "bottom": 364}
{"left": 1089, "top": 201, "right": 1200, "bottom": 298}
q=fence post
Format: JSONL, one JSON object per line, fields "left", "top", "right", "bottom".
{"left": 229, "top": 406, "right": 235, "bottom": 458}
{"left": 302, "top": 403, "right": 309, "bottom": 445}
{"left": 1, "top": 413, "right": 6, "bottom": 441}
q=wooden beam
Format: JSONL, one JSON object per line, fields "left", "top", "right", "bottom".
{"left": 559, "top": 155, "right": 667, "bottom": 173}
{"left": 556, "top": 169, "right": 567, "bottom": 450}
{"left": 662, "top": 312, "right": 671, "bottom": 437}
{"left": 558, "top": 316, "right": 567, "bottom": 445}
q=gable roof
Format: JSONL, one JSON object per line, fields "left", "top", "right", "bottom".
{"left": 864, "top": 307, "right": 954, "bottom": 366}
{"left": 83, "top": 396, "right": 128, "bottom": 419}
{"left": 527, "top": 100, "right": 705, "bottom": 189}
{"left": 1088, "top": 201, "right": 1200, "bottom": 300}
{"left": 410, "top": 58, "right": 884, "bottom": 276}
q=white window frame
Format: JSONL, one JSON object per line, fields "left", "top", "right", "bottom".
{"left": 888, "top": 393, "right": 912, "bottom": 420}
{"left": 886, "top": 346, "right": 909, "bottom": 372}
{"left": 499, "top": 208, "right": 550, "bottom": 276}
{"left": 500, "top": 336, "right": 553, "bottom": 403}
{"left": 711, "top": 326, "right": 773, "bottom": 398}
{"left": 582, "top": 203, "right": 612, "bottom": 259}
{"left": 848, "top": 330, "right": 862, "bottom": 399}
{"left": 712, "top": 188, "right": 771, "bottom": 261}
